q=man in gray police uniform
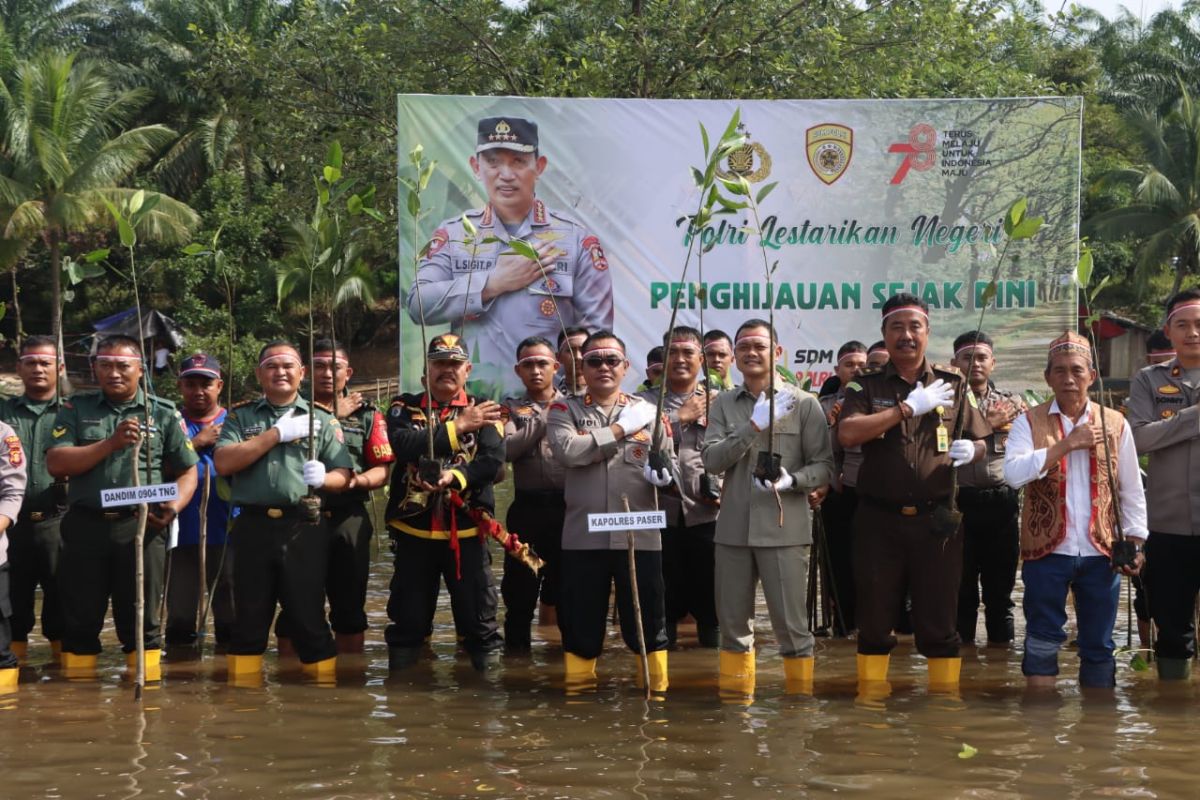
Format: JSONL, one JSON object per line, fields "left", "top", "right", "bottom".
{"left": 407, "top": 116, "right": 613, "bottom": 395}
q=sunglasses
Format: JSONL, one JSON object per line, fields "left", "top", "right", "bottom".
{"left": 584, "top": 355, "right": 624, "bottom": 369}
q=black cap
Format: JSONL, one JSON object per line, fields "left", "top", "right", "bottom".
{"left": 476, "top": 117, "right": 538, "bottom": 154}
{"left": 428, "top": 333, "right": 470, "bottom": 362}
{"left": 178, "top": 352, "right": 222, "bottom": 379}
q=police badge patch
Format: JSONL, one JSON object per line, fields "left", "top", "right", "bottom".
{"left": 806, "top": 123, "right": 853, "bottom": 185}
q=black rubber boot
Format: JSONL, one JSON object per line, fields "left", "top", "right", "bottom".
{"left": 697, "top": 625, "right": 721, "bottom": 649}
{"left": 387, "top": 646, "right": 422, "bottom": 671}
{"left": 470, "top": 649, "right": 501, "bottom": 672}
{"left": 1156, "top": 656, "right": 1192, "bottom": 681}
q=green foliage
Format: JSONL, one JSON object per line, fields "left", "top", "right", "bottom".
{"left": 2, "top": 0, "right": 1200, "bottom": 356}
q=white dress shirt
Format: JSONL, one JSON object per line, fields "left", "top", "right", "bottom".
{"left": 1004, "top": 400, "right": 1148, "bottom": 555}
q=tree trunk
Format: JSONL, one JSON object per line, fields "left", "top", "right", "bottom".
{"left": 49, "top": 233, "right": 63, "bottom": 359}
{"left": 10, "top": 263, "right": 22, "bottom": 349}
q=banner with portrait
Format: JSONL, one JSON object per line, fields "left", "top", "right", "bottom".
{"left": 397, "top": 95, "right": 1082, "bottom": 396}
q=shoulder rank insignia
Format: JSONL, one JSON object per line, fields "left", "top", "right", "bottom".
{"left": 231, "top": 398, "right": 256, "bottom": 409}
{"left": 844, "top": 380, "right": 864, "bottom": 393}
{"left": 857, "top": 366, "right": 882, "bottom": 377}
{"left": 51, "top": 426, "right": 68, "bottom": 438}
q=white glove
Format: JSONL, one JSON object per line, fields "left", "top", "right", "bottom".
{"left": 753, "top": 471, "right": 795, "bottom": 492}
{"left": 750, "top": 390, "right": 797, "bottom": 430}
{"left": 949, "top": 439, "right": 976, "bottom": 467}
{"left": 274, "top": 413, "right": 320, "bottom": 443}
{"left": 643, "top": 463, "right": 673, "bottom": 487}
{"left": 616, "top": 402, "right": 656, "bottom": 436}
{"left": 302, "top": 459, "right": 326, "bottom": 488}
{"left": 903, "top": 379, "right": 954, "bottom": 417}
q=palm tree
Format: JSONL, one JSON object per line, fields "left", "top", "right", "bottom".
{"left": 0, "top": 50, "right": 198, "bottom": 346}
{"left": 275, "top": 216, "right": 377, "bottom": 338}
{"left": 1084, "top": 87, "right": 1200, "bottom": 305}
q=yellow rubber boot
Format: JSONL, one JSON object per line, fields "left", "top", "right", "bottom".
{"left": 61, "top": 652, "right": 98, "bottom": 679}
{"left": 783, "top": 655, "right": 815, "bottom": 694}
{"left": 0, "top": 667, "right": 17, "bottom": 694}
{"left": 300, "top": 656, "right": 337, "bottom": 683}
{"left": 718, "top": 650, "right": 756, "bottom": 700}
{"left": 927, "top": 657, "right": 961, "bottom": 689}
{"left": 226, "top": 654, "right": 264, "bottom": 686}
{"left": 564, "top": 652, "right": 598, "bottom": 694}
{"left": 9, "top": 641, "right": 27, "bottom": 664}
{"left": 635, "top": 651, "right": 669, "bottom": 694}
{"left": 127, "top": 650, "right": 163, "bottom": 682}
{"left": 856, "top": 653, "right": 890, "bottom": 683}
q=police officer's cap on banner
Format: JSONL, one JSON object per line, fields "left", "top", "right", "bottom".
{"left": 428, "top": 333, "right": 471, "bottom": 362}
{"left": 476, "top": 117, "right": 538, "bottom": 154}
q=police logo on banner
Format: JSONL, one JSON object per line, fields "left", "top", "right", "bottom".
{"left": 806, "top": 123, "right": 853, "bottom": 185}
{"left": 716, "top": 124, "right": 772, "bottom": 184}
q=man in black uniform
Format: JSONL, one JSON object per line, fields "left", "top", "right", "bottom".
{"left": 838, "top": 293, "right": 989, "bottom": 689}
{"left": 384, "top": 333, "right": 506, "bottom": 671}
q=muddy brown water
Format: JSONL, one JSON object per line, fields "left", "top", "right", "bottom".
{"left": 3, "top": 543, "right": 1195, "bottom": 800}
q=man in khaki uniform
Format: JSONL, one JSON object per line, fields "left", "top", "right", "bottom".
{"left": 951, "top": 330, "right": 1026, "bottom": 647}
{"left": 0, "top": 417, "right": 28, "bottom": 692}
{"left": 501, "top": 335, "right": 566, "bottom": 650}
{"left": 702, "top": 319, "right": 834, "bottom": 696}
{"left": 637, "top": 326, "right": 720, "bottom": 648}
{"left": 407, "top": 117, "right": 613, "bottom": 395}
{"left": 547, "top": 330, "right": 676, "bottom": 692}
{"left": 1128, "top": 288, "right": 1200, "bottom": 680}
{"left": 214, "top": 341, "right": 354, "bottom": 682}
{"left": 47, "top": 335, "right": 199, "bottom": 680}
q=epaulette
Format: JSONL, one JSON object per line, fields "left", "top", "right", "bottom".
{"left": 148, "top": 395, "right": 177, "bottom": 409}
{"left": 857, "top": 366, "right": 883, "bottom": 377}
{"left": 231, "top": 398, "right": 257, "bottom": 410}
{"left": 932, "top": 363, "right": 965, "bottom": 378}
{"left": 313, "top": 401, "right": 334, "bottom": 414}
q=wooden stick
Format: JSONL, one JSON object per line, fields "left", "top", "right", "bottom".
{"left": 622, "top": 494, "right": 651, "bottom": 699}
{"left": 131, "top": 435, "right": 146, "bottom": 699}
{"left": 196, "top": 467, "right": 212, "bottom": 647}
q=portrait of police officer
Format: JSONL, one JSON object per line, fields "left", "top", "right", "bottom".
{"left": 46, "top": 334, "right": 199, "bottom": 679}
{"left": 0, "top": 335, "right": 68, "bottom": 664}
{"left": 213, "top": 341, "right": 354, "bottom": 682}
{"left": 406, "top": 116, "right": 614, "bottom": 394}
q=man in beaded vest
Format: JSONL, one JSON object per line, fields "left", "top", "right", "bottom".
{"left": 1003, "top": 331, "right": 1146, "bottom": 690}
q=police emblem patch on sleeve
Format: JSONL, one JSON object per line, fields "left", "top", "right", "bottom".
{"left": 582, "top": 235, "right": 608, "bottom": 271}
{"left": 427, "top": 227, "right": 449, "bottom": 257}
{"left": 5, "top": 434, "right": 23, "bottom": 466}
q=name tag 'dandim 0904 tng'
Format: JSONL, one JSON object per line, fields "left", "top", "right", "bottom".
{"left": 100, "top": 483, "right": 180, "bottom": 508}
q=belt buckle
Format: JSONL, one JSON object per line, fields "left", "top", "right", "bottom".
{"left": 267, "top": 508, "right": 284, "bottom": 519}
{"left": 29, "top": 511, "right": 45, "bottom": 521}
{"left": 900, "top": 505, "right": 918, "bottom": 517}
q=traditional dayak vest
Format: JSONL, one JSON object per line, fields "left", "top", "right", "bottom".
{"left": 1021, "top": 400, "right": 1124, "bottom": 560}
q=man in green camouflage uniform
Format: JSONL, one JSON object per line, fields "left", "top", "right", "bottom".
{"left": 46, "top": 335, "right": 198, "bottom": 679}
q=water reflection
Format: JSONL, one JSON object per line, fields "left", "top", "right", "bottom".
{"left": 2, "top": 554, "right": 1197, "bottom": 798}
